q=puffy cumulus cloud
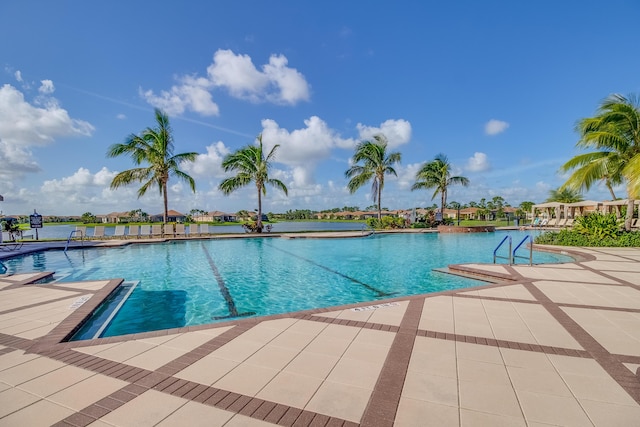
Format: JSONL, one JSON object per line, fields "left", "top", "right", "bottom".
{"left": 485, "top": 119, "right": 509, "bottom": 135}
{"left": 356, "top": 119, "right": 412, "bottom": 148}
{"left": 466, "top": 152, "right": 491, "bottom": 172}
{"left": 38, "top": 80, "right": 55, "bottom": 94}
{"left": 14, "top": 70, "right": 23, "bottom": 82}
{"left": 140, "top": 75, "right": 219, "bottom": 116}
{"left": 41, "top": 167, "right": 116, "bottom": 192}
{"left": 0, "top": 83, "right": 94, "bottom": 178}
{"left": 185, "top": 141, "right": 230, "bottom": 178}
{"left": 208, "top": 49, "right": 310, "bottom": 105}
{"left": 395, "top": 162, "right": 423, "bottom": 191}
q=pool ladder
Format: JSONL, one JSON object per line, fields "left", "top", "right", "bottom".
{"left": 493, "top": 235, "right": 532, "bottom": 265}
{"left": 64, "top": 230, "right": 84, "bottom": 252}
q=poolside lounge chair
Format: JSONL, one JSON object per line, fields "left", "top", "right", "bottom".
{"left": 151, "top": 224, "right": 163, "bottom": 238}
{"left": 199, "top": 224, "right": 210, "bottom": 235}
{"left": 139, "top": 225, "right": 151, "bottom": 238}
{"left": 113, "top": 225, "right": 126, "bottom": 239}
{"left": 127, "top": 224, "right": 139, "bottom": 239}
{"left": 564, "top": 218, "right": 574, "bottom": 228}
{"left": 91, "top": 226, "right": 106, "bottom": 239}
{"left": 74, "top": 226, "right": 86, "bottom": 239}
{"left": 174, "top": 223, "right": 186, "bottom": 238}
{"left": 188, "top": 224, "right": 199, "bottom": 237}
{"left": 555, "top": 218, "right": 566, "bottom": 227}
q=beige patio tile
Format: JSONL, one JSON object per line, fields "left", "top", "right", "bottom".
{"left": 213, "top": 363, "right": 279, "bottom": 396}
{"left": 341, "top": 340, "right": 391, "bottom": 365}
{"left": 623, "top": 363, "right": 640, "bottom": 376}
{"left": 48, "top": 374, "right": 129, "bottom": 411}
{"left": 459, "top": 380, "right": 522, "bottom": 418}
{"left": 125, "top": 345, "right": 185, "bottom": 370}
{"left": 99, "top": 389, "right": 186, "bottom": 427}
{"left": 458, "top": 358, "right": 511, "bottom": 386}
{"left": 563, "top": 307, "right": 640, "bottom": 355}
{"left": 160, "top": 331, "right": 217, "bottom": 351}
{"left": 517, "top": 390, "right": 592, "bottom": 426}
{"left": 305, "top": 380, "right": 371, "bottom": 423}
{"left": 284, "top": 318, "right": 327, "bottom": 335}
{"left": 460, "top": 409, "right": 527, "bottom": 427}
{"left": 580, "top": 399, "right": 640, "bottom": 427}
{"left": 16, "top": 322, "right": 58, "bottom": 339}
{"left": 456, "top": 341, "right": 503, "bottom": 364}
{"left": 326, "top": 357, "right": 382, "bottom": 390}
{"left": 459, "top": 284, "right": 535, "bottom": 301}
{"left": 267, "top": 330, "right": 315, "bottom": 351}
{"left": 409, "top": 337, "right": 457, "bottom": 379}
{"left": 317, "top": 323, "right": 360, "bottom": 340}
{"left": 534, "top": 281, "right": 640, "bottom": 309}
{"left": 156, "top": 400, "right": 234, "bottom": 426}
{"left": 513, "top": 266, "right": 617, "bottom": 283}
{"left": 256, "top": 370, "right": 323, "bottom": 408}
{"left": 304, "top": 335, "right": 352, "bottom": 357}
{"left": 174, "top": 355, "right": 239, "bottom": 386}
{"left": 0, "top": 387, "right": 40, "bottom": 418}
{"left": 210, "top": 338, "right": 264, "bottom": 362}
{"left": 562, "top": 373, "right": 637, "bottom": 405}
{"left": 508, "top": 366, "right": 572, "bottom": 397}
{"left": 419, "top": 296, "right": 455, "bottom": 332}
{"left": 353, "top": 327, "right": 395, "bottom": 347}
{"left": 17, "top": 364, "right": 94, "bottom": 397}
{"left": 75, "top": 342, "right": 121, "bottom": 356}
{"left": 0, "top": 349, "right": 39, "bottom": 371}
{"left": 500, "top": 348, "right": 555, "bottom": 371}
{"left": 0, "top": 356, "right": 66, "bottom": 386}
{"left": 394, "top": 398, "right": 459, "bottom": 427}
{"left": 282, "top": 350, "right": 338, "bottom": 379}
{"left": 225, "top": 414, "right": 280, "bottom": 426}
{"left": 367, "top": 300, "right": 408, "bottom": 326}
{"left": 85, "top": 340, "right": 156, "bottom": 363}
{"left": 244, "top": 345, "right": 300, "bottom": 370}
{"left": 401, "top": 370, "right": 458, "bottom": 406}
{"left": 0, "top": 397, "right": 74, "bottom": 426}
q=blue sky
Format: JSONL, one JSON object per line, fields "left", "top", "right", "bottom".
{"left": 1, "top": 1, "right": 639, "bottom": 216}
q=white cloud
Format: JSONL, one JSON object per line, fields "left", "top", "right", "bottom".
{"left": 39, "top": 80, "right": 55, "bottom": 94}
{"left": 14, "top": 70, "right": 22, "bottom": 82}
{"left": 0, "top": 83, "right": 94, "bottom": 179}
{"left": 466, "top": 152, "right": 491, "bottom": 172}
{"left": 116, "top": 113, "right": 126, "bottom": 120}
{"left": 140, "top": 74, "right": 219, "bottom": 116}
{"left": 185, "top": 141, "right": 230, "bottom": 178}
{"left": 355, "top": 119, "right": 412, "bottom": 148}
{"left": 485, "top": 119, "right": 509, "bottom": 135}
{"left": 142, "top": 49, "right": 310, "bottom": 114}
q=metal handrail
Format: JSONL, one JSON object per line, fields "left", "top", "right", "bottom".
{"left": 362, "top": 223, "right": 375, "bottom": 236}
{"left": 64, "top": 230, "right": 84, "bottom": 252}
{"left": 493, "top": 235, "right": 512, "bottom": 264}
{"left": 513, "top": 235, "right": 533, "bottom": 266}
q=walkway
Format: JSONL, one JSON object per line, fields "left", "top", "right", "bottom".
{"left": 0, "top": 244, "right": 638, "bottom": 426}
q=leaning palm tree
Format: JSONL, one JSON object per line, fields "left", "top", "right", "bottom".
{"left": 412, "top": 153, "right": 469, "bottom": 215}
{"left": 218, "top": 134, "right": 288, "bottom": 233}
{"left": 345, "top": 134, "right": 401, "bottom": 221}
{"left": 107, "top": 109, "right": 197, "bottom": 224}
{"left": 560, "top": 94, "right": 640, "bottom": 230}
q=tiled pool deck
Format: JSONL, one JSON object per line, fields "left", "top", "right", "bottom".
{"left": 0, "top": 237, "right": 639, "bottom": 426}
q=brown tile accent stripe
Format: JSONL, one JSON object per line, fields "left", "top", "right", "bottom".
{"left": 359, "top": 298, "right": 424, "bottom": 427}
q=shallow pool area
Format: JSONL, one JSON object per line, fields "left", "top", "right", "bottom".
{"left": 2, "top": 231, "right": 573, "bottom": 339}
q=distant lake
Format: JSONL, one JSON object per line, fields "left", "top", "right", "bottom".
{"left": 19, "top": 221, "right": 366, "bottom": 240}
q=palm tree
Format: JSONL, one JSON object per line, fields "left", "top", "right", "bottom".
{"left": 412, "top": 153, "right": 469, "bottom": 215}
{"left": 345, "top": 134, "right": 401, "bottom": 221}
{"left": 546, "top": 187, "right": 584, "bottom": 203}
{"left": 107, "top": 109, "right": 197, "bottom": 224}
{"left": 560, "top": 94, "right": 640, "bottom": 230}
{"left": 218, "top": 134, "right": 288, "bottom": 232}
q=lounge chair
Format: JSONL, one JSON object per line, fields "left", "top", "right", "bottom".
{"left": 555, "top": 218, "right": 566, "bottom": 227}
{"left": 74, "top": 226, "right": 86, "bottom": 239}
{"left": 113, "top": 225, "right": 126, "bottom": 239}
{"left": 538, "top": 218, "right": 549, "bottom": 227}
{"left": 127, "top": 224, "right": 140, "bottom": 239}
{"left": 564, "top": 218, "right": 574, "bottom": 228}
{"left": 174, "top": 223, "right": 186, "bottom": 238}
{"left": 91, "top": 226, "right": 106, "bottom": 239}
{"left": 139, "top": 225, "right": 151, "bottom": 238}
{"left": 151, "top": 224, "right": 163, "bottom": 238}
{"left": 199, "top": 224, "right": 210, "bottom": 235}
{"left": 188, "top": 224, "right": 199, "bottom": 237}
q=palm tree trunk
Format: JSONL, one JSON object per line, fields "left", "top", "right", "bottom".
{"left": 163, "top": 183, "right": 168, "bottom": 224}
{"left": 257, "top": 187, "right": 263, "bottom": 233}
{"left": 441, "top": 190, "right": 446, "bottom": 219}
{"left": 625, "top": 198, "right": 634, "bottom": 231}
{"left": 606, "top": 182, "right": 617, "bottom": 201}
{"left": 377, "top": 184, "right": 382, "bottom": 221}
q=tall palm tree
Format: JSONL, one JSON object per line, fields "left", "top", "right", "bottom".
{"left": 345, "top": 134, "right": 401, "bottom": 221}
{"left": 218, "top": 134, "right": 288, "bottom": 232}
{"left": 412, "top": 153, "right": 469, "bottom": 215}
{"left": 561, "top": 94, "right": 640, "bottom": 230}
{"left": 546, "top": 187, "right": 584, "bottom": 203}
{"left": 107, "top": 109, "right": 197, "bottom": 224}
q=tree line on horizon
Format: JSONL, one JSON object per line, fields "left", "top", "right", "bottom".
{"left": 106, "top": 93, "right": 640, "bottom": 232}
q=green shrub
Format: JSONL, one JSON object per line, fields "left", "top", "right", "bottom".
{"left": 534, "top": 228, "right": 640, "bottom": 247}
{"left": 573, "top": 212, "right": 621, "bottom": 239}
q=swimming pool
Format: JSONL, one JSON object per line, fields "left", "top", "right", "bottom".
{"left": 3, "top": 231, "right": 572, "bottom": 339}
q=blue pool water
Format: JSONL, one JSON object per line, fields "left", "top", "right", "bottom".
{"left": 3, "top": 231, "right": 572, "bottom": 339}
